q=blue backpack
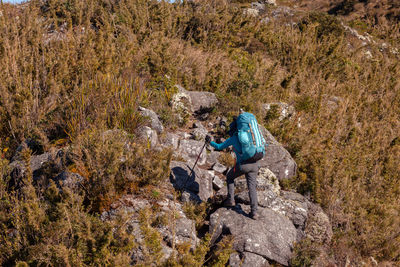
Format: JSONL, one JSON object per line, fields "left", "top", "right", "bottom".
{"left": 236, "top": 112, "right": 266, "bottom": 162}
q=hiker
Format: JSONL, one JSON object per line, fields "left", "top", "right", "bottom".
{"left": 206, "top": 112, "right": 266, "bottom": 220}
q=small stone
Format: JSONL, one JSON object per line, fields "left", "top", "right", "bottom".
{"left": 213, "top": 175, "right": 225, "bottom": 190}
{"left": 206, "top": 151, "right": 220, "bottom": 166}
{"left": 193, "top": 122, "right": 203, "bottom": 128}
{"left": 212, "top": 163, "right": 227, "bottom": 174}
{"left": 138, "top": 106, "right": 164, "bottom": 134}
{"left": 251, "top": 2, "right": 265, "bottom": 11}
{"left": 243, "top": 8, "right": 259, "bottom": 17}
{"left": 265, "top": 0, "right": 276, "bottom": 5}
{"left": 364, "top": 50, "right": 373, "bottom": 59}
{"left": 191, "top": 122, "right": 208, "bottom": 141}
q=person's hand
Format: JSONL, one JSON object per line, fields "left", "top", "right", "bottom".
{"left": 205, "top": 135, "right": 212, "bottom": 144}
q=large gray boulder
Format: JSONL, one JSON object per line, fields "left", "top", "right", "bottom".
{"left": 234, "top": 167, "right": 279, "bottom": 193}
{"left": 171, "top": 85, "right": 218, "bottom": 115}
{"left": 139, "top": 106, "right": 164, "bottom": 134}
{"left": 209, "top": 204, "right": 297, "bottom": 266}
{"left": 214, "top": 167, "right": 333, "bottom": 266}
{"left": 169, "top": 161, "right": 213, "bottom": 202}
{"left": 187, "top": 90, "right": 218, "bottom": 114}
{"left": 235, "top": 189, "right": 332, "bottom": 243}
{"left": 259, "top": 124, "right": 297, "bottom": 180}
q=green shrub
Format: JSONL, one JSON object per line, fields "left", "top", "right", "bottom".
{"left": 290, "top": 239, "right": 320, "bottom": 267}
{"left": 71, "top": 128, "right": 172, "bottom": 212}
{"left": 299, "top": 12, "right": 345, "bottom": 39}
{"left": 0, "top": 180, "right": 134, "bottom": 266}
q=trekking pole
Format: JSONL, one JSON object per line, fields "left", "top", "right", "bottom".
{"left": 183, "top": 136, "right": 210, "bottom": 189}
{"left": 189, "top": 142, "right": 207, "bottom": 178}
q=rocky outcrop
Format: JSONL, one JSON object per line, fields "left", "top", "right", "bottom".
{"left": 171, "top": 85, "right": 218, "bottom": 115}
{"left": 209, "top": 190, "right": 332, "bottom": 266}
{"left": 210, "top": 204, "right": 297, "bottom": 266}
{"left": 262, "top": 102, "right": 295, "bottom": 121}
{"left": 7, "top": 146, "right": 83, "bottom": 193}
{"left": 258, "top": 124, "right": 297, "bottom": 180}
{"left": 191, "top": 121, "right": 208, "bottom": 141}
{"left": 4, "top": 93, "right": 327, "bottom": 267}
{"left": 101, "top": 195, "right": 198, "bottom": 265}
{"left": 210, "top": 177, "right": 333, "bottom": 267}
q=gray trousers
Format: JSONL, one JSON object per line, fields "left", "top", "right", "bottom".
{"left": 226, "top": 162, "right": 259, "bottom": 213}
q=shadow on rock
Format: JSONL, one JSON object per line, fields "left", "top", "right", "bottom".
{"left": 169, "top": 161, "right": 213, "bottom": 203}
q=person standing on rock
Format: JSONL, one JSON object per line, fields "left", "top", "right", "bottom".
{"left": 206, "top": 112, "right": 266, "bottom": 220}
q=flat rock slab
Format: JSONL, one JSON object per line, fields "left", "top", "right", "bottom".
{"left": 209, "top": 204, "right": 297, "bottom": 266}
{"left": 178, "top": 139, "right": 207, "bottom": 166}
{"left": 235, "top": 190, "right": 308, "bottom": 231}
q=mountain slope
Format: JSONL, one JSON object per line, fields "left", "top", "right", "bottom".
{"left": 0, "top": 0, "right": 399, "bottom": 265}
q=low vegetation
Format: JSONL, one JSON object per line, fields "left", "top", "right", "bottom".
{"left": 0, "top": 0, "right": 399, "bottom": 265}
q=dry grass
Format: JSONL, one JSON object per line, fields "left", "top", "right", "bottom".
{"left": 0, "top": 0, "right": 399, "bottom": 265}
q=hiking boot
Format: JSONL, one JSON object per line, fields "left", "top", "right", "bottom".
{"left": 223, "top": 198, "right": 235, "bottom": 207}
{"left": 249, "top": 211, "right": 259, "bottom": 220}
